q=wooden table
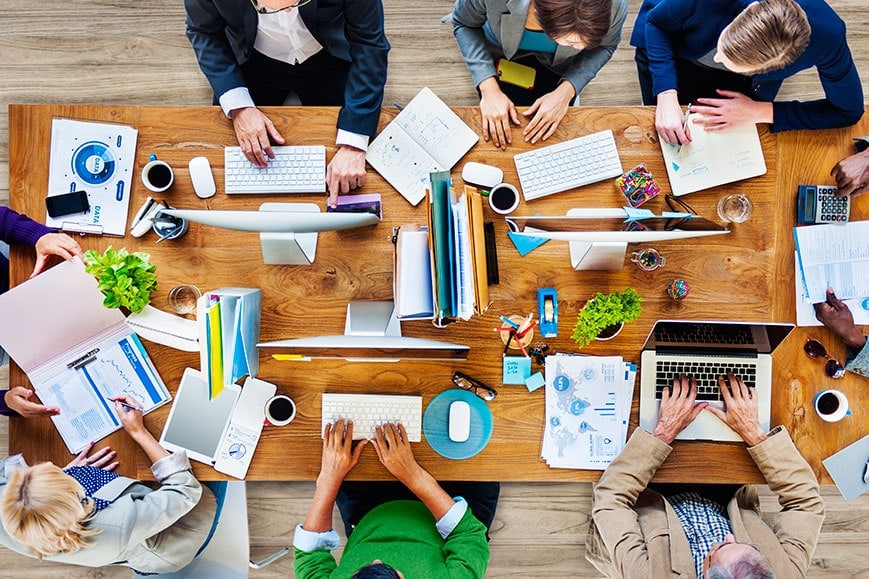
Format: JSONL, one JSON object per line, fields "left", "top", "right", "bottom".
{"left": 7, "top": 104, "right": 868, "bottom": 483}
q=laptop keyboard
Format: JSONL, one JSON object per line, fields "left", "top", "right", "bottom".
{"left": 655, "top": 359, "right": 757, "bottom": 400}
{"left": 654, "top": 323, "right": 754, "bottom": 345}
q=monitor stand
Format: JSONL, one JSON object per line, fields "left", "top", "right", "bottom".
{"left": 343, "top": 301, "right": 402, "bottom": 362}
{"left": 259, "top": 202, "right": 319, "bottom": 265}
{"left": 568, "top": 241, "right": 628, "bottom": 270}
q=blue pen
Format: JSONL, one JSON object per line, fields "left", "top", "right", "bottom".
{"left": 498, "top": 315, "right": 520, "bottom": 330}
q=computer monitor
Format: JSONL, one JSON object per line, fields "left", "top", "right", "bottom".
{"left": 506, "top": 208, "right": 729, "bottom": 270}
{"left": 258, "top": 301, "right": 470, "bottom": 362}
{"left": 162, "top": 202, "right": 379, "bottom": 265}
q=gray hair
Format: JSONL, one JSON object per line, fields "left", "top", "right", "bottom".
{"left": 707, "top": 554, "right": 775, "bottom": 579}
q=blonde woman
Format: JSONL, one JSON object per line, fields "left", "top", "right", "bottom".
{"left": 0, "top": 395, "right": 219, "bottom": 574}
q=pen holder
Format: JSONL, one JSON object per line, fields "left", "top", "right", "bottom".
{"left": 498, "top": 315, "right": 534, "bottom": 351}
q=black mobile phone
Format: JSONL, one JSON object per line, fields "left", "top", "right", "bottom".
{"left": 46, "top": 190, "right": 90, "bottom": 218}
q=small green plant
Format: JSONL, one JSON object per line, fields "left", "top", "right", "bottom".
{"left": 84, "top": 246, "right": 157, "bottom": 313}
{"left": 571, "top": 287, "right": 643, "bottom": 348}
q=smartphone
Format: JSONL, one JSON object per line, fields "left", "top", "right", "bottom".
{"left": 497, "top": 59, "right": 536, "bottom": 90}
{"left": 46, "top": 190, "right": 90, "bottom": 218}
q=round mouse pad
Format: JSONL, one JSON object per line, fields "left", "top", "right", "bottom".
{"left": 423, "top": 388, "right": 493, "bottom": 460}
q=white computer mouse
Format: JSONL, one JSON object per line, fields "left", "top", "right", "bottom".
{"left": 448, "top": 400, "right": 471, "bottom": 443}
{"left": 189, "top": 156, "right": 217, "bottom": 199}
{"left": 461, "top": 162, "right": 503, "bottom": 189}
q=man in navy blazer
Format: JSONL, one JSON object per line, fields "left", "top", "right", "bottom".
{"left": 185, "top": 0, "right": 390, "bottom": 203}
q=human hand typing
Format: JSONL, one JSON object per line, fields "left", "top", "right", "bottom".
{"left": 705, "top": 372, "right": 767, "bottom": 446}
{"left": 371, "top": 422, "right": 423, "bottom": 485}
{"left": 318, "top": 419, "right": 367, "bottom": 491}
{"left": 652, "top": 375, "right": 707, "bottom": 444}
{"left": 231, "top": 106, "right": 285, "bottom": 167}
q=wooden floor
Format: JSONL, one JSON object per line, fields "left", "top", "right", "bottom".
{"left": 1, "top": 0, "right": 868, "bottom": 576}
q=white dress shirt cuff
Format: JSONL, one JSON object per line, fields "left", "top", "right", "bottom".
{"left": 219, "top": 87, "right": 256, "bottom": 119}
{"left": 336, "top": 129, "right": 369, "bottom": 152}
{"left": 435, "top": 497, "right": 469, "bottom": 539}
{"left": 293, "top": 524, "right": 340, "bottom": 552}
{"left": 151, "top": 451, "right": 192, "bottom": 482}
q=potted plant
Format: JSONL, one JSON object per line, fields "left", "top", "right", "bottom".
{"left": 571, "top": 287, "right": 643, "bottom": 348}
{"left": 84, "top": 246, "right": 157, "bottom": 314}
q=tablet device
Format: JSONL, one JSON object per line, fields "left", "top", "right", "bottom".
{"left": 159, "top": 368, "right": 241, "bottom": 464}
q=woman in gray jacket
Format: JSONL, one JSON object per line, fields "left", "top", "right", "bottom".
{"left": 0, "top": 395, "right": 218, "bottom": 574}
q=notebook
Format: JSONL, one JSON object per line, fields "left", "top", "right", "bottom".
{"left": 366, "top": 87, "right": 479, "bottom": 206}
{"left": 160, "top": 368, "right": 276, "bottom": 479}
{"left": 660, "top": 115, "right": 767, "bottom": 196}
{"left": 638, "top": 320, "right": 793, "bottom": 441}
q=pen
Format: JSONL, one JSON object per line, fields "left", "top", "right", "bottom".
{"left": 118, "top": 401, "right": 142, "bottom": 413}
{"left": 498, "top": 315, "right": 520, "bottom": 330}
{"left": 67, "top": 348, "right": 100, "bottom": 369}
{"left": 676, "top": 103, "right": 692, "bottom": 154}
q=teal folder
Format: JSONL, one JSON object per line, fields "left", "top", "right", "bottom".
{"left": 429, "top": 171, "right": 454, "bottom": 319}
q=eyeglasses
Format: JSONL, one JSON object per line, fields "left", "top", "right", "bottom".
{"left": 249, "top": 0, "right": 313, "bottom": 14}
{"left": 664, "top": 193, "right": 697, "bottom": 215}
{"left": 452, "top": 371, "right": 497, "bottom": 402}
{"left": 804, "top": 338, "right": 845, "bottom": 378}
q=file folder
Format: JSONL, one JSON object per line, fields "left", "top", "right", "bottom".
{"left": 197, "top": 288, "right": 262, "bottom": 400}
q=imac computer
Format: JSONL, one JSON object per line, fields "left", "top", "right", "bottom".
{"left": 506, "top": 208, "right": 729, "bottom": 270}
{"left": 162, "top": 202, "right": 379, "bottom": 265}
{"left": 258, "top": 301, "right": 470, "bottom": 362}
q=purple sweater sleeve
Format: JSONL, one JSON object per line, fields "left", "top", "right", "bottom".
{"left": 0, "top": 207, "right": 53, "bottom": 247}
{"left": 0, "top": 391, "right": 16, "bottom": 417}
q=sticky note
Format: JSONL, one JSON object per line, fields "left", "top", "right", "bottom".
{"left": 525, "top": 371, "right": 545, "bottom": 392}
{"left": 503, "top": 356, "right": 532, "bottom": 384}
{"left": 507, "top": 231, "right": 548, "bottom": 256}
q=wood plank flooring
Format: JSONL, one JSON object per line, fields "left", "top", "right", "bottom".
{"left": 1, "top": 0, "right": 868, "bottom": 575}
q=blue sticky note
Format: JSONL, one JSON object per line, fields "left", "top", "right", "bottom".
{"left": 503, "top": 356, "right": 532, "bottom": 384}
{"left": 623, "top": 207, "right": 654, "bottom": 221}
{"left": 508, "top": 231, "right": 548, "bottom": 256}
{"left": 525, "top": 371, "right": 545, "bottom": 392}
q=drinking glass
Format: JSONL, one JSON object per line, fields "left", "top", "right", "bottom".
{"left": 717, "top": 193, "right": 753, "bottom": 223}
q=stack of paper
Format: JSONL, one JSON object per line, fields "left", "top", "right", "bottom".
{"left": 541, "top": 354, "right": 636, "bottom": 470}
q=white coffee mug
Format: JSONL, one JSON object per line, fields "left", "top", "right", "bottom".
{"left": 487, "top": 182, "right": 520, "bottom": 215}
{"left": 141, "top": 154, "right": 175, "bottom": 193}
{"left": 265, "top": 395, "right": 296, "bottom": 426}
{"left": 813, "top": 389, "right": 851, "bottom": 422}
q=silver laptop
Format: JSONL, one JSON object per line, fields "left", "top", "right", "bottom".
{"left": 639, "top": 320, "right": 794, "bottom": 441}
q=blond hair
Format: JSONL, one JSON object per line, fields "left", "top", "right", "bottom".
{"left": 1, "top": 463, "right": 99, "bottom": 558}
{"left": 719, "top": 0, "right": 811, "bottom": 75}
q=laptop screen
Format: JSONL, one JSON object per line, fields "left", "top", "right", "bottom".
{"left": 642, "top": 320, "right": 794, "bottom": 355}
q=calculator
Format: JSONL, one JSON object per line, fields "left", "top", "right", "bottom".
{"left": 796, "top": 184, "right": 850, "bottom": 224}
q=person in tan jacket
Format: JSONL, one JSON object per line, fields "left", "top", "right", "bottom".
{"left": 586, "top": 373, "right": 825, "bottom": 578}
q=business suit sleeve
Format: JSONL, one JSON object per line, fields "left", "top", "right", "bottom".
{"left": 559, "top": 0, "right": 628, "bottom": 96}
{"left": 337, "top": 0, "right": 390, "bottom": 138}
{"left": 589, "top": 428, "right": 672, "bottom": 576}
{"left": 747, "top": 427, "right": 825, "bottom": 574}
{"left": 452, "top": 0, "right": 499, "bottom": 89}
{"left": 185, "top": 0, "right": 247, "bottom": 100}
{"left": 119, "top": 452, "right": 205, "bottom": 547}
{"left": 643, "top": 0, "right": 696, "bottom": 97}
{"left": 767, "top": 20, "right": 864, "bottom": 131}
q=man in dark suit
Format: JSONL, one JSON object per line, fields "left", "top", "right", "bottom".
{"left": 185, "top": 0, "right": 390, "bottom": 203}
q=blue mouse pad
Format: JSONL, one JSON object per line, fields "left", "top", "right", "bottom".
{"left": 423, "top": 389, "right": 493, "bottom": 460}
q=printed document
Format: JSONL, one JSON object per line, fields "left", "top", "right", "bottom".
{"left": 541, "top": 354, "right": 636, "bottom": 469}
{"left": 794, "top": 220, "right": 869, "bottom": 303}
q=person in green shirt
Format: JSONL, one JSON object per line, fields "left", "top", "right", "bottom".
{"left": 293, "top": 420, "right": 497, "bottom": 578}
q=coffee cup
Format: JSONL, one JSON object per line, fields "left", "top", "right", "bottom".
{"left": 813, "top": 389, "right": 851, "bottom": 422}
{"left": 487, "top": 183, "right": 520, "bottom": 215}
{"left": 141, "top": 154, "right": 175, "bottom": 192}
{"left": 265, "top": 395, "right": 296, "bottom": 426}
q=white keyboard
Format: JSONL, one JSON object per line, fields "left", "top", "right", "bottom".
{"left": 513, "top": 129, "right": 623, "bottom": 201}
{"left": 224, "top": 145, "right": 326, "bottom": 194}
{"left": 321, "top": 393, "right": 423, "bottom": 442}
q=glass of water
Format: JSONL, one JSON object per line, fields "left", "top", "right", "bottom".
{"left": 168, "top": 285, "right": 201, "bottom": 315}
{"left": 717, "top": 193, "right": 753, "bottom": 223}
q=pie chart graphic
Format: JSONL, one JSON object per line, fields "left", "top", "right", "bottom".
{"left": 72, "top": 141, "right": 116, "bottom": 185}
{"left": 228, "top": 443, "right": 247, "bottom": 460}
